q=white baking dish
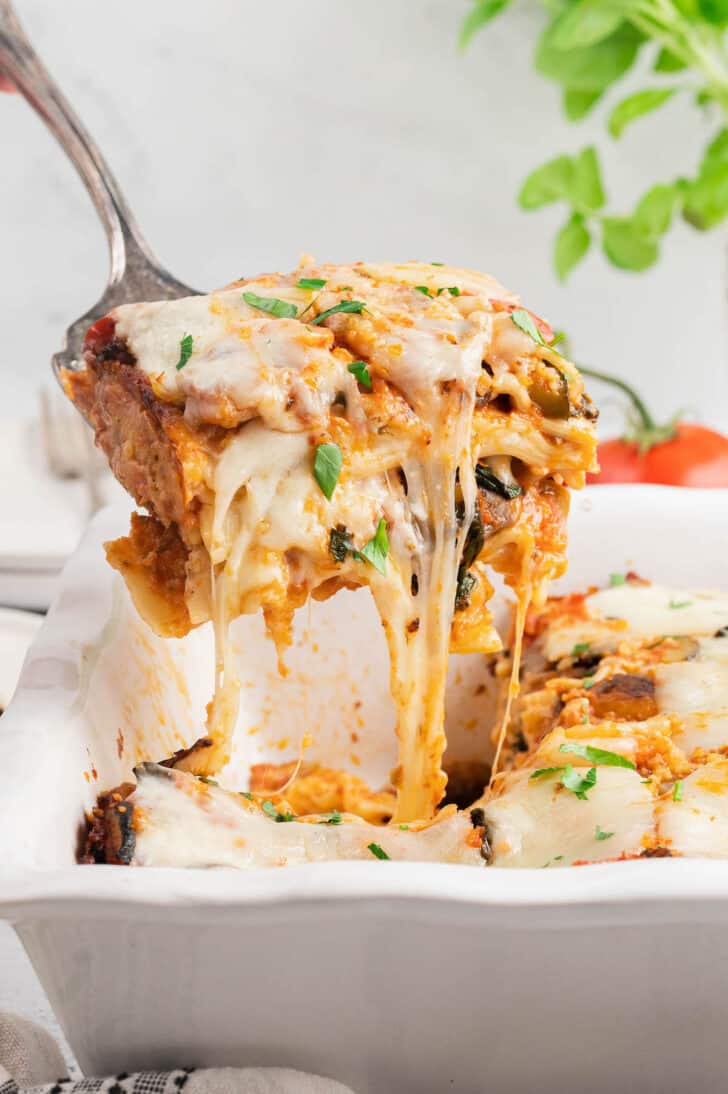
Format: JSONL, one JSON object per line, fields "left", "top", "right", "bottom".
{"left": 2, "top": 486, "right": 728, "bottom": 1094}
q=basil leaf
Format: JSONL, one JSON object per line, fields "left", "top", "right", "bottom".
{"left": 175, "top": 333, "right": 194, "bottom": 371}
{"left": 673, "top": 780, "right": 684, "bottom": 802}
{"left": 367, "top": 841, "right": 390, "bottom": 860}
{"left": 519, "top": 155, "right": 574, "bottom": 209}
{"left": 511, "top": 308, "right": 548, "bottom": 346}
{"left": 654, "top": 48, "right": 686, "bottom": 73}
{"left": 530, "top": 766, "right": 565, "bottom": 781}
{"left": 595, "top": 825, "right": 614, "bottom": 841}
{"left": 535, "top": 22, "right": 642, "bottom": 93}
{"left": 354, "top": 518, "right": 389, "bottom": 575}
{"left": 602, "top": 217, "right": 659, "bottom": 271}
{"left": 683, "top": 138, "right": 728, "bottom": 230}
{"left": 414, "top": 285, "right": 433, "bottom": 297}
{"left": 310, "top": 300, "right": 367, "bottom": 325}
{"left": 608, "top": 88, "right": 676, "bottom": 139}
{"left": 633, "top": 184, "right": 680, "bottom": 239}
{"left": 699, "top": 0, "right": 728, "bottom": 23}
{"left": 559, "top": 742, "right": 636, "bottom": 770}
{"left": 243, "top": 291, "right": 299, "bottom": 319}
{"left": 459, "top": 0, "right": 511, "bottom": 49}
{"left": 448, "top": 286, "right": 461, "bottom": 296}
{"left": 475, "top": 463, "right": 522, "bottom": 498}
{"left": 554, "top": 213, "right": 591, "bottom": 282}
{"left": 561, "top": 765, "right": 597, "bottom": 800}
{"left": 571, "top": 146, "right": 605, "bottom": 213}
{"left": 296, "top": 277, "right": 327, "bottom": 290}
{"left": 548, "top": 2, "right": 625, "bottom": 52}
{"left": 563, "top": 88, "right": 602, "bottom": 120}
{"left": 313, "top": 443, "right": 343, "bottom": 500}
{"left": 348, "top": 360, "right": 372, "bottom": 388}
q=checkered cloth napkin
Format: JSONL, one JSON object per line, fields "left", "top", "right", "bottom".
{"left": 0, "top": 1013, "right": 354, "bottom": 1094}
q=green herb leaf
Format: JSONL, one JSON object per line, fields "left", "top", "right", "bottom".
{"left": 609, "top": 572, "right": 626, "bottom": 586}
{"left": 698, "top": 0, "right": 728, "bottom": 24}
{"left": 548, "top": 2, "right": 625, "bottom": 52}
{"left": 602, "top": 218, "right": 659, "bottom": 271}
{"left": 459, "top": 0, "right": 512, "bottom": 49}
{"left": 310, "top": 300, "right": 367, "bottom": 325}
{"left": 399, "top": 824, "right": 410, "bottom": 830}
{"left": 571, "top": 147, "right": 605, "bottom": 213}
{"left": 329, "top": 524, "right": 353, "bottom": 563}
{"left": 669, "top": 598, "right": 693, "bottom": 609}
{"left": 530, "top": 766, "right": 565, "bottom": 781}
{"left": 448, "top": 285, "right": 461, "bottom": 296}
{"left": 354, "top": 518, "right": 389, "bottom": 575}
{"left": 262, "top": 800, "right": 294, "bottom": 822}
{"left": 243, "top": 291, "right": 298, "bottom": 319}
{"left": 572, "top": 642, "right": 591, "bottom": 656}
{"left": 414, "top": 285, "right": 433, "bottom": 297}
{"left": 561, "top": 765, "right": 597, "bottom": 800}
{"left": 199, "top": 775, "right": 218, "bottom": 786}
{"left": 320, "top": 809, "right": 342, "bottom": 825}
{"left": 475, "top": 463, "right": 522, "bottom": 498}
{"left": 633, "top": 184, "right": 680, "bottom": 239}
{"left": 560, "top": 742, "right": 636, "bottom": 769}
{"left": 313, "top": 443, "right": 343, "bottom": 500}
{"left": 296, "top": 277, "right": 327, "bottom": 290}
{"left": 608, "top": 88, "right": 676, "bottom": 139}
{"left": 683, "top": 134, "right": 728, "bottom": 230}
{"left": 535, "top": 22, "right": 642, "bottom": 94}
{"left": 582, "top": 676, "right": 595, "bottom": 689}
{"left": 367, "top": 841, "right": 390, "bottom": 860}
{"left": 431, "top": 261, "right": 444, "bottom": 266}
{"left": 554, "top": 212, "right": 591, "bottom": 281}
{"left": 240, "top": 791, "right": 253, "bottom": 800}
{"left": 175, "top": 334, "right": 194, "bottom": 371}
{"left": 519, "top": 155, "right": 575, "bottom": 209}
{"left": 455, "top": 569, "right": 477, "bottom": 612}
{"left": 563, "top": 88, "right": 602, "bottom": 120}
{"left": 673, "top": 780, "right": 684, "bottom": 802}
{"left": 654, "top": 48, "right": 686, "bottom": 73}
{"left": 511, "top": 308, "right": 548, "bottom": 347}
{"left": 595, "top": 825, "right": 615, "bottom": 841}
{"left": 347, "top": 360, "right": 372, "bottom": 388}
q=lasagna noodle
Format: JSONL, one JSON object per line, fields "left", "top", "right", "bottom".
{"left": 65, "top": 260, "right": 597, "bottom": 822}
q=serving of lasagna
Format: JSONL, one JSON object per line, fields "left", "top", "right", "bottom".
{"left": 65, "top": 259, "right": 598, "bottom": 834}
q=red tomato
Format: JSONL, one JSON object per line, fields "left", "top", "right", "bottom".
{"left": 83, "top": 315, "right": 116, "bottom": 356}
{"left": 589, "top": 424, "right": 728, "bottom": 488}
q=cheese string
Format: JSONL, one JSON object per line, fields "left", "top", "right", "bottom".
{"left": 490, "top": 572, "right": 533, "bottom": 784}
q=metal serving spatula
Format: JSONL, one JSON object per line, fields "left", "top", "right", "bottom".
{"left": 0, "top": 0, "right": 200, "bottom": 383}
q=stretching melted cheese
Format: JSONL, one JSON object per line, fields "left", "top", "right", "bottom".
{"left": 69, "top": 259, "right": 597, "bottom": 824}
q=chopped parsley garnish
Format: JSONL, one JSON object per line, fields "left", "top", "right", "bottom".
{"left": 673, "top": 780, "right": 684, "bottom": 802}
{"left": 399, "top": 824, "right": 410, "bottom": 831}
{"left": 240, "top": 791, "right": 253, "bottom": 800}
{"left": 447, "top": 285, "right": 461, "bottom": 297}
{"left": 559, "top": 742, "right": 636, "bottom": 770}
{"left": 609, "top": 572, "right": 626, "bottom": 587}
{"left": 175, "top": 333, "right": 194, "bottom": 371}
{"left": 310, "top": 300, "right": 367, "bottom": 325}
{"left": 347, "top": 360, "right": 372, "bottom": 388}
{"left": 572, "top": 642, "right": 591, "bottom": 657}
{"left": 431, "top": 261, "right": 444, "bottom": 266}
{"left": 198, "top": 775, "right": 218, "bottom": 786}
{"left": 582, "top": 676, "right": 595, "bottom": 689}
{"left": 530, "top": 763, "right": 597, "bottom": 800}
{"left": 474, "top": 463, "right": 522, "bottom": 499}
{"left": 313, "top": 442, "right": 343, "bottom": 500}
{"left": 329, "top": 524, "right": 353, "bottom": 563}
{"left": 296, "top": 277, "right": 327, "bottom": 290}
{"left": 669, "top": 599, "right": 693, "bottom": 610}
{"left": 262, "top": 800, "right": 294, "bottom": 822}
{"left": 367, "top": 842, "right": 390, "bottom": 860}
{"left": 320, "top": 809, "right": 342, "bottom": 825}
{"left": 414, "top": 285, "right": 433, "bottom": 297}
{"left": 510, "top": 308, "right": 548, "bottom": 347}
{"left": 595, "top": 825, "right": 614, "bottom": 841}
{"left": 243, "top": 291, "right": 298, "bottom": 319}
{"left": 354, "top": 518, "right": 389, "bottom": 575}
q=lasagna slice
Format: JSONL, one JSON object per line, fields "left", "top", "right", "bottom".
{"left": 65, "top": 260, "right": 597, "bottom": 823}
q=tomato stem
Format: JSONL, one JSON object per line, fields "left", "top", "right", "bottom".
{"left": 578, "top": 366, "right": 656, "bottom": 431}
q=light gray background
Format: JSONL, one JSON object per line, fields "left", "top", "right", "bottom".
{"left": 0, "top": 0, "right": 726, "bottom": 1070}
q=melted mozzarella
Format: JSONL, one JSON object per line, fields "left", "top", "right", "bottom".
{"left": 657, "top": 758, "right": 728, "bottom": 857}
{"left": 483, "top": 767, "right": 655, "bottom": 868}
{"left": 657, "top": 638, "right": 728, "bottom": 755}
{"left": 586, "top": 584, "right": 728, "bottom": 639}
{"left": 129, "top": 764, "right": 483, "bottom": 869}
